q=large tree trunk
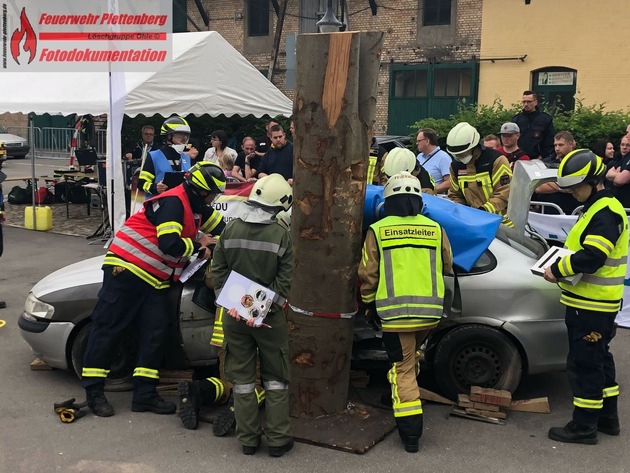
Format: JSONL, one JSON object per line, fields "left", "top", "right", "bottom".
{"left": 288, "top": 31, "right": 384, "bottom": 417}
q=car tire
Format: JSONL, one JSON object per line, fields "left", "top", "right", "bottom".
{"left": 432, "top": 324, "right": 522, "bottom": 400}
{"left": 71, "top": 322, "right": 136, "bottom": 392}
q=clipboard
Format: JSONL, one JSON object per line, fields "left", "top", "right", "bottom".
{"left": 531, "top": 246, "right": 582, "bottom": 285}
{"left": 163, "top": 171, "right": 185, "bottom": 188}
{"left": 216, "top": 271, "right": 276, "bottom": 327}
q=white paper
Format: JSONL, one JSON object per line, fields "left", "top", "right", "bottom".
{"left": 179, "top": 254, "right": 206, "bottom": 283}
{"left": 216, "top": 271, "right": 276, "bottom": 327}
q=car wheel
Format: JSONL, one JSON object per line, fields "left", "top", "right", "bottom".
{"left": 71, "top": 322, "right": 137, "bottom": 392}
{"left": 432, "top": 324, "right": 522, "bottom": 400}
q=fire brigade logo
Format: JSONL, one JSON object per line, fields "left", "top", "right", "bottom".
{"left": 11, "top": 7, "right": 37, "bottom": 65}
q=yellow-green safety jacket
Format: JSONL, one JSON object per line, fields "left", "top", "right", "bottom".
{"left": 556, "top": 196, "right": 628, "bottom": 312}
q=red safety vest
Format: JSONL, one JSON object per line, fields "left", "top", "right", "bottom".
{"left": 109, "top": 185, "right": 198, "bottom": 282}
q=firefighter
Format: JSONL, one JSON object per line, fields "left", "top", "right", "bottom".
{"left": 211, "top": 174, "right": 294, "bottom": 457}
{"left": 81, "top": 162, "right": 227, "bottom": 417}
{"left": 381, "top": 147, "right": 435, "bottom": 194}
{"left": 446, "top": 122, "right": 514, "bottom": 227}
{"left": 139, "top": 116, "right": 194, "bottom": 198}
{"left": 359, "top": 172, "right": 453, "bottom": 453}
{"left": 544, "top": 149, "right": 627, "bottom": 445}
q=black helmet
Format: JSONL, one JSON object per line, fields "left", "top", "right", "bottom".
{"left": 161, "top": 116, "right": 191, "bottom": 136}
{"left": 185, "top": 162, "right": 226, "bottom": 194}
{"left": 557, "top": 149, "right": 606, "bottom": 189}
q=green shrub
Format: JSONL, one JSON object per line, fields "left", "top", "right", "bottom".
{"left": 410, "top": 98, "right": 630, "bottom": 151}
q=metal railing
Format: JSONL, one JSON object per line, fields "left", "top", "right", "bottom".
{"left": 5, "top": 126, "right": 107, "bottom": 159}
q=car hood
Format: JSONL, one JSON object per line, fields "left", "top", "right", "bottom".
{"left": 0, "top": 133, "right": 27, "bottom": 144}
{"left": 32, "top": 256, "right": 105, "bottom": 299}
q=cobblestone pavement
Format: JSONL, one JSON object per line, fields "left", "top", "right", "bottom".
{"left": 3, "top": 201, "right": 109, "bottom": 239}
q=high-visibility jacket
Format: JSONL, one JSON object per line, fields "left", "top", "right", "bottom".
{"left": 140, "top": 148, "right": 191, "bottom": 197}
{"left": 366, "top": 214, "right": 447, "bottom": 331}
{"left": 107, "top": 185, "right": 198, "bottom": 288}
{"left": 366, "top": 153, "right": 378, "bottom": 185}
{"left": 556, "top": 195, "right": 628, "bottom": 312}
{"left": 448, "top": 147, "right": 513, "bottom": 227}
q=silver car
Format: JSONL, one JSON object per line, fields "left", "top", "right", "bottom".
{"left": 18, "top": 162, "right": 567, "bottom": 399}
{"left": 0, "top": 125, "right": 30, "bottom": 158}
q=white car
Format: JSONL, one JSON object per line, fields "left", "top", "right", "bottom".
{"left": 0, "top": 125, "right": 30, "bottom": 158}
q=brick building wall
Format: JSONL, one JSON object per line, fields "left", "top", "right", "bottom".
{"left": 189, "top": 1, "right": 482, "bottom": 133}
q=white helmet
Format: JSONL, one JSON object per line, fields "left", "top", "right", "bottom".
{"left": 446, "top": 122, "right": 480, "bottom": 156}
{"left": 248, "top": 174, "right": 293, "bottom": 210}
{"left": 383, "top": 147, "right": 417, "bottom": 178}
{"left": 383, "top": 172, "right": 421, "bottom": 199}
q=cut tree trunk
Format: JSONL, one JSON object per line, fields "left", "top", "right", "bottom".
{"left": 288, "top": 31, "right": 384, "bottom": 417}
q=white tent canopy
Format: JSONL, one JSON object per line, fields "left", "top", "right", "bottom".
{"left": 0, "top": 31, "right": 293, "bottom": 117}
{"left": 0, "top": 32, "right": 293, "bottom": 232}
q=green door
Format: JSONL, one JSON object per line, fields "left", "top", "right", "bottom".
{"left": 532, "top": 68, "right": 576, "bottom": 114}
{"left": 388, "top": 62, "right": 478, "bottom": 135}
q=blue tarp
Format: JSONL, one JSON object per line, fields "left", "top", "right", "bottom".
{"left": 364, "top": 185, "right": 503, "bottom": 272}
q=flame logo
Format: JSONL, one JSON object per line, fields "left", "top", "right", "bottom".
{"left": 11, "top": 8, "right": 37, "bottom": 65}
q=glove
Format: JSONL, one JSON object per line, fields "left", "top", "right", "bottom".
{"left": 58, "top": 408, "right": 87, "bottom": 423}
{"left": 365, "top": 303, "right": 381, "bottom": 332}
{"left": 53, "top": 398, "right": 88, "bottom": 413}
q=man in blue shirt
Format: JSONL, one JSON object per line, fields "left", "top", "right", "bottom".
{"left": 416, "top": 128, "right": 452, "bottom": 194}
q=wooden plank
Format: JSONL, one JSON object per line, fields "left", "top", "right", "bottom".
{"left": 507, "top": 397, "right": 550, "bottom": 414}
{"left": 30, "top": 357, "right": 53, "bottom": 371}
{"left": 469, "top": 386, "right": 512, "bottom": 407}
{"left": 457, "top": 393, "right": 473, "bottom": 408}
{"left": 420, "top": 387, "right": 454, "bottom": 405}
{"left": 449, "top": 407, "right": 506, "bottom": 426}
{"left": 473, "top": 401, "right": 500, "bottom": 412}
{"left": 465, "top": 408, "right": 507, "bottom": 420}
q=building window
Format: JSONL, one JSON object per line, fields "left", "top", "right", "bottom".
{"left": 423, "top": 0, "right": 451, "bottom": 26}
{"left": 173, "top": 0, "right": 187, "bottom": 33}
{"left": 248, "top": 0, "right": 270, "bottom": 37}
{"left": 434, "top": 68, "right": 471, "bottom": 97}
{"left": 393, "top": 70, "right": 428, "bottom": 98}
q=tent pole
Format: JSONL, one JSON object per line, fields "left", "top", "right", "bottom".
{"left": 29, "top": 113, "right": 37, "bottom": 230}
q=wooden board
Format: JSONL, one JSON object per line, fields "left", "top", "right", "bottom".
{"left": 420, "top": 387, "right": 454, "bottom": 405}
{"left": 507, "top": 397, "right": 550, "bottom": 414}
{"left": 469, "top": 386, "right": 512, "bottom": 407}
{"left": 30, "top": 358, "right": 53, "bottom": 371}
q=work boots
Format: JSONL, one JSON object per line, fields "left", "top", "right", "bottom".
{"left": 132, "top": 393, "right": 176, "bottom": 415}
{"left": 548, "top": 421, "right": 598, "bottom": 445}
{"left": 178, "top": 381, "right": 202, "bottom": 430}
{"left": 86, "top": 387, "right": 114, "bottom": 417}
{"left": 597, "top": 416, "right": 620, "bottom": 436}
{"left": 213, "top": 395, "right": 236, "bottom": 437}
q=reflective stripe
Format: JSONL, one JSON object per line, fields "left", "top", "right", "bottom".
{"left": 388, "top": 363, "right": 400, "bottom": 407}
{"left": 603, "top": 385, "right": 620, "bottom": 398}
{"left": 234, "top": 382, "right": 256, "bottom": 394}
{"left": 182, "top": 237, "right": 195, "bottom": 257}
{"left": 393, "top": 399, "right": 423, "bottom": 418}
{"left": 133, "top": 367, "right": 159, "bottom": 380}
{"left": 139, "top": 170, "right": 154, "bottom": 182}
{"left": 573, "top": 397, "right": 603, "bottom": 409}
{"left": 82, "top": 367, "right": 110, "bottom": 378}
{"left": 583, "top": 235, "right": 614, "bottom": 255}
{"left": 103, "top": 257, "right": 171, "bottom": 289}
{"left": 580, "top": 274, "right": 625, "bottom": 286}
{"left": 207, "top": 377, "right": 225, "bottom": 402}
{"left": 263, "top": 380, "right": 288, "bottom": 391}
{"left": 605, "top": 256, "right": 626, "bottom": 267}
{"left": 156, "top": 221, "right": 183, "bottom": 236}
{"left": 378, "top": 306, "right": 443, "bottom": 319}
{"left": 558, "top": 255, "right": 574, "bottom": 277}
{"left": 256, "top": 388, "right": 266, "bottom": 405}
{"left": 381, "top": 319, "right": 440, "bottom": 330}
{"left": 559, "top": 294, "right": 621, "bottom": 312}
{"left": 200, "top": 209, "right": 224, "bottom": 234}
{"left": 223, "top": 238, "right": 285, "bottom": 256}
{"left": 116, "top": 226, "right": 181, "bottom": 263}
{"left": 210, "top": 307, "right": 225, "bottom": 347}
{"left": 366, "top": 155, "right": 377, "bottom": 184}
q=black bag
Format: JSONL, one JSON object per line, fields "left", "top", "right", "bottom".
{"left": 8, "top": 185, "right": 32, "bottom": 204}
{"left": 68, "top": 185, "right": 89, "bottom": 204}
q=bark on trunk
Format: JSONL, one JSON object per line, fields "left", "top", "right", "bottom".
{"left": 288, "top": 31, "right": 384, "bottom": 417}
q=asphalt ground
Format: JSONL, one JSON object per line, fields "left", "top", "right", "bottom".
{"left": 1, "top": 159, "right": 629, "bottom": 472}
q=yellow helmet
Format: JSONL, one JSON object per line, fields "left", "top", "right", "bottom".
{"left": 185, "top": 162, "right": 226, "bottom": 194}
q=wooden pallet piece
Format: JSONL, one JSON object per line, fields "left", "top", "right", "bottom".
{"left": 30, "top": 357, "right": 53, "bottom": 371}
{"left": 457, "top": 394, "right": 474, "bottom": 408}
{"left": 473, "top": 401, "right": 500, "bottom": 412}
{"left": 420, "top": 387, "right": 454, "bottom": 405}
{"left": 469, "top": 386, "right": 512, "bottom": 407}
{"left": 507, "top": 397, "right": 550, "bottom": 414}
{"left": 449, "top": 407, "right": 506, "bottom": 425}
{"left": 466, "top": 407, "right": 507, "bottom": 420}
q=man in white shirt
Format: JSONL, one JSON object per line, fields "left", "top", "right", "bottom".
{"left": 416, "top": 128, "right": 452, "bottom": 194}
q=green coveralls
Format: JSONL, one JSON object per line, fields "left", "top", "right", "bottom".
{"left": 211, "top": 217, "right": 293, "bottom": 449}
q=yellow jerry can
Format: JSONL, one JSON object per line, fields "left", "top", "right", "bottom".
{"left": 25, "top": 206, "right": 53, "bottom": 231}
